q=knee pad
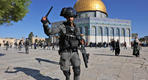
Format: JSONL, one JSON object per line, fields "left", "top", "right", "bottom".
{"left": 73, "top": 66, "right": 80, "bottom": 76}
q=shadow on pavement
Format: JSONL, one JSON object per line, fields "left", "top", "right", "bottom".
{"left": 17, "top": 52, "right": 26, "bottom": 54}
{"left": 0, "top": 53, "right": 5, "bottom": 56}
{"left": 5, "top": 67, "right": 59, "bottom": 80}
{"left": 35, "top": 58, "right": 59, "bottom": 65}
{"left": 94, "top": 53, "right": 133, "bottom": 58}
{"left": 119, "top": 55, "right": 133, "bottom": 58}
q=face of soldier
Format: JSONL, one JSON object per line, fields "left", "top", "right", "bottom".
{"left": 69, "top": 17, "right": 74, "bottom": 21}
{"left": 67, "top": 17, "right": 74, "bottom": 23}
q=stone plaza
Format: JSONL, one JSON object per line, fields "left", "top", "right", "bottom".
{"left": 0, "top": 47, "right": 148, "bottom": 80}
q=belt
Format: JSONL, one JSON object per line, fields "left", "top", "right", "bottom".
{"left": 59, "top": 48, "right": 78, "bottom": 53}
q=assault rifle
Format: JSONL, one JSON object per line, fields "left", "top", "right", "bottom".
{"left": 80, "top": 39, "right": 89, "bottom": 68}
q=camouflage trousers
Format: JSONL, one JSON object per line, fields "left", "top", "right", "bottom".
{"left": 59, "top": 50, "right": 81, "bottom": 80}
{"left": 25, "top": 46, "right": 29, "bottom": 54}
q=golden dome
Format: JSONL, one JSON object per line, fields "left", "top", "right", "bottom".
{"left": 74, "top": 0, "right": 107, "bottom": 14}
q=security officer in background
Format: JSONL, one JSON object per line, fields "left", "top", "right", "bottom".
{"left": 41, "top": 7, "right": 82, "bottom": 80}
{"left": 24, "top": 38, "right": 29, "bottom": 54}
{"left": 5, "top": 41, "right": 9, "bottom": 51}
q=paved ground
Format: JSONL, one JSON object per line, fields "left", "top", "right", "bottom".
{"left": 0, "top": 47, "right": 148, "bottom": 80}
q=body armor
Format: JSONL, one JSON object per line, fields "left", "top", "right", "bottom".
{"left": 59, "top": 22, "right": 79, "bottom": 52}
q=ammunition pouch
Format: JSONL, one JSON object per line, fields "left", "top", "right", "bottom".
{"left": 64, "top": 40, "right": 70, "bottom": 48}
{"left": 69, "top": 39, "right": 79, "bottom": 48}
{"left": 64, "top": 34, "right": 79, "bottom": 48}
{"left": 59, "top": 35, "right": 79, "bottom": 54}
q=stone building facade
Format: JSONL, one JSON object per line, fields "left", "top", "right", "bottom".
{"left": 51, "top": 0, "right": 132, "bottom": 46}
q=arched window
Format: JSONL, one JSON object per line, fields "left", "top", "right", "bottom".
{"left": 98, "top": 27, "right": 103, "bottom": 36}
{"left": 80, "top": 27, "right": 83, "bottom": 34}
{"left": 85, "top": 14, "right": 88, "bottom": 17}
{"left": 104, "top": 27, "right": 109, "bottom": 36}
{"left": 121, "top": 28, "right": 125, "bottom": 36}
{"left": 116, "top": 28, "right": 120, "bottom": 36}
{"left": 85, "top": 27, "right": 89, "bottom": 36}
{"left": 91, "top": 26, "right": 96, "bottom": 36}
{"left": 110, "top": 28, "right": 114, "bottom": 36}
{"left": 126, "top": 28, "right": 130, "bottom": 37}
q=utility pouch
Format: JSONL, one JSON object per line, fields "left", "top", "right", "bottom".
{"left": 64, "top": 40, "right": 70, "bottom": 48}
{"left": 69, "top": 39, "right": 79, "bottom": 48}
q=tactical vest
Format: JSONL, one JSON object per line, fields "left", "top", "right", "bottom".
{"left": 59, "top": 22, "right": 79, "bottom": 50}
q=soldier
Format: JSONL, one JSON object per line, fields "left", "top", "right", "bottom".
{"left": 41, "top": 7, "right": 82, "bottom": 80}
{"left": 5, "top": 41, "right": 9, "bottom": 51}
{"left": 24, "top": 38, "right": 29, "bottom": 54}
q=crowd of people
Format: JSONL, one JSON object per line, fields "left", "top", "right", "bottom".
{"left": 1, "top": 38, "right": 58, "bottom": 54}
{"left": 0, "top": 37, "right": 142, "bottom": 57}
{"left": 85, "top": 38, "right": 141, "bottom": 57}
{"left": 88, "top": 41, "right": 127, "bottom": 48}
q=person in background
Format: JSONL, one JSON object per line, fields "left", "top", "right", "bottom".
{"left": 133, "top": 37, "right": 141, "bottom": 57}
{"left": 115, "top": 40, "right": 120, "bottom": 56}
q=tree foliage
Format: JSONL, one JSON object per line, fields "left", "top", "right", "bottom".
{"left": 0, "top": 0, "right": 31, "bottom": 25}
{"left": 139, "top": 38, "right": 145, "bottom": 42}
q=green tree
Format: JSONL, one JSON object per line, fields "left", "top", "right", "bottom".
{"left": 0, "top": 0, "right": 31, "bottom": 25}
{"left": 28, "top": 32, "right": 34, "bottom": 44}
{"left": 139, "top": 38, "right": 145, "bottom": 42}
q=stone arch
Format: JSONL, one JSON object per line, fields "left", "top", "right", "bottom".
{"left": 80, "top": 27, "right": 83, "bottom": 34}
{"left": 85, "top": 26, "right": 89, "bottom": 36}
{"left": 104, "top": 27, "right": 109, "bottom": 43}
{"left": 121, "top": 28, "right": 125, "bottom": 42}
{"left": 84, "top": 26, "right": 89, "bottom": 42}
{"left": 126, "top": 28, "right": 130, "bottom": 37}
{"left": 104, "top": 27, "right": 109, "bottom": 36}
{"left": 110, "top": 27, "right": 114, "bottom": 36}
{"left": 98, "top": 26, "right": 103, "bottom": 42}
{"left": 121, "top": 28, "right": 125, "bottom": 37}
{"left": 91, "top": 26, "right": 97, "bottom": 43}
{"left": 110, "top": 27, "right": 114, "bottom": 42}
{"left": 126, "top": 28, "right": 131, "bottom": 45}
{"left": 98, "top": 27, "right": 103, "bottom": 36}
{"left": 91, "top": 26, "right": 96, "bottom": 36}
{"left": 116, "top": 28, "right": 120, "bottom": 36}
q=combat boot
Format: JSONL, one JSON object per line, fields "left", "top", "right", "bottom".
{"left": 63, "top": 70, "right": 70, "bottom": 80}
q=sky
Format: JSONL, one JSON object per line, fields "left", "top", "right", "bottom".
{"left": 0, "top": 0, "right": 148, "bottom": 39}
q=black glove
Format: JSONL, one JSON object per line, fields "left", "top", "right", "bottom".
{"left": 41, "top": 17, "right": 50, "bottom": 24}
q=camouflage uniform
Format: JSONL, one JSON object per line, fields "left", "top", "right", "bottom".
{"left": 24, "top": 39, "right": 29, "bottom": 54}
{"left": 5, "top": 41, "right": 9, "bottom": 51}
{"left": 41, "top": 7, "right": 83, "bottom": 80}
{"left": 43, "top": 21, "right": 81, "bottom": 80}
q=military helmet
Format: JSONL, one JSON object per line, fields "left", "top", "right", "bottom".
{"left": 60, "top": 7, "right": 77, "bottom": 18}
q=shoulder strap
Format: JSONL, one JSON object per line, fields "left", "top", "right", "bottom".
{"left": 62, "top": 22, "right": 78, "bottom": 36}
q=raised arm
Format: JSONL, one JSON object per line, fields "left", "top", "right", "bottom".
{"left": 41, "top": 17, "right": 61, "bottom": 36}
